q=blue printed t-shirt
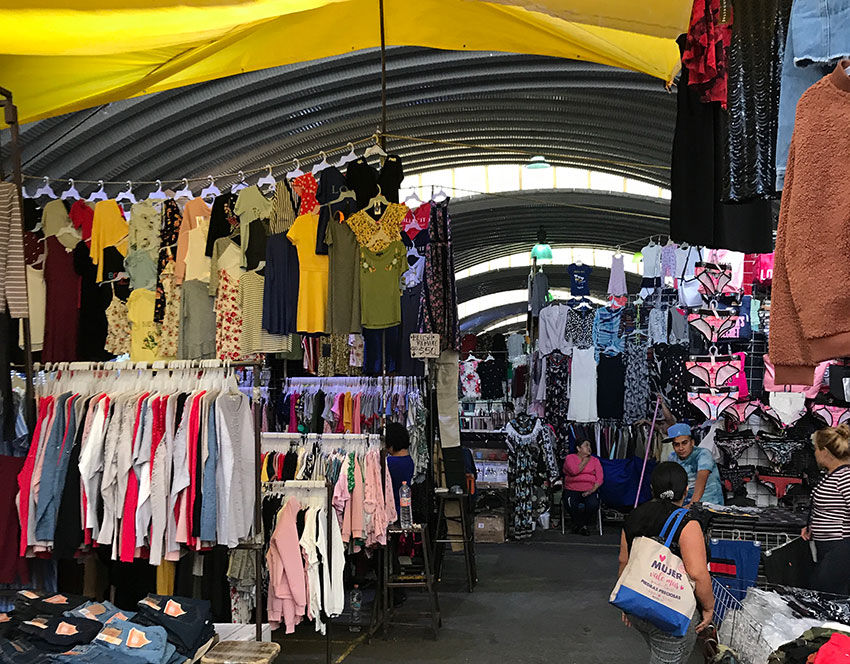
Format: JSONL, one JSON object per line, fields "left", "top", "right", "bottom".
{"left": 387, "top": 455, "right": 415, "bottom": 514}
{"left": 668, "top": 446, "right": 725, "bottom": 505}
{"left": 568, "top": 263, "right": 592, "bottom": 296}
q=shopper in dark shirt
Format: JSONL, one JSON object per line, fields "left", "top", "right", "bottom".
{"left": 385, "top": 422, "right": 414, "bottom": 515}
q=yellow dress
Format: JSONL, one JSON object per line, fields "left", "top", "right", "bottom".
{"left": 286, "top": 213, "right": 329, "bottom": 334}
{"left": 128, "top": 288, "right": 160, "bottom": 361}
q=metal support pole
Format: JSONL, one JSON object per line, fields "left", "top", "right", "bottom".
{"left": 0, "top": 87, "right": 35, "bottom": 432}
{"left": 378, "top": 0, "right": 387, "bottom": 149}
{"left": 252, "top": 362, "right": 264, "bottom": 641}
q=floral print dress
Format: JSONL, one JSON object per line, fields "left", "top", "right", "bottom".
{"left": 155, "top": 200, "right": 181, "bottom": 322}
{"left": 459, "top": 358, "right": 481, "bottom": 400}
{"left": 158, "top": 261, "right": 181, "bottom": 359}
{"left": 104, "top": 294, "right": 131, "bottom": 356}
{"left": 213, "top": 241, "right": 243, "bottom": 361}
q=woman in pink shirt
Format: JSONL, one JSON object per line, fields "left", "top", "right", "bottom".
{"left": 563, "top": 440, "right": 604, "bottom": 536}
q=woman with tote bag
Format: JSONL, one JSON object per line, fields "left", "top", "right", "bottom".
{"left": 614, "top": 463, "right": 715, "bottom": 663}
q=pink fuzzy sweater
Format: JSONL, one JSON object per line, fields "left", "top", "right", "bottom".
{"left": 770, "top": 62, "right": 850, "bottom": 384}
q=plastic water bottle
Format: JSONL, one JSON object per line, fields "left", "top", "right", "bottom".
{"left": 349, "top": 585, "right": 362, "bottom": 633}
{"left": 399, "top": 481, "right": 413, "bottom": 530}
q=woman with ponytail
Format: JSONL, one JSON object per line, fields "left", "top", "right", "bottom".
{"left": 801, "top": 423, "right": 850, "bottom": 594}
{"left": 617, "top": 462, "right": 714, "bottom": 663}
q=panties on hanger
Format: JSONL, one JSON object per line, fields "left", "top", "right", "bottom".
{"left": 767, "top": 392, "right": 807, "bottom": 428}
{"left": 756, "top": 400, "right": 784, "bottom": 428}
{"left": 695, "top": 261, "right": 734, "bottom": 297}
{"left": 688, "top": 387, "right": 739, "bottom": 421}
{"left": 811, "top": 404, "right": 850, "bottom": 427}
{"left": 724, "top": 399, "right": 760, "bottom": 424}
{"left": 719, "top": 464, "right": 756, "bottom": 493}
{"left": 757, "top": 474, "right": 803, "bottom": 499}
{"left": 714, "top": 431, "right": 756, "bottom": 462}
{"left": 757, "top": 435, "right": 806, "bottom": 468}
{"left": 686, "top": 353, "right": 740, "bottom": 389}
{"left": 687, "top": 310, "right": 739, "bottom": 344}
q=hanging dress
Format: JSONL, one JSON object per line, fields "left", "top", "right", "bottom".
{"left": 417, "top": 199, "right": 460, "bottom": 352}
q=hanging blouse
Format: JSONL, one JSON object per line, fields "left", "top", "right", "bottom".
{"left": 291, "top": 173, "right": 319, "bottom": 215}
{"left": 269, "top": 179, "right": 297, "bottom": 234}
{"left": 155, "top": 200, "right": 182, "bottom": 322}
{"left": 204, "top": 192, "right": 239, "bottom": 257}
{"left": 235, "top": 186, "right": 272, "bottom": 268}
{"left": 174, "top": 197, "right": 211, "bottom": 284}
{"left": 42, "top": 199, "right": 81, "bottom": 251}
{"left": 460, "top": 359, "right": 482, "bottom": 400}
{"left": 69, "top": 200, "right": 94, "bottom": 246}
{"left": 345, "top": 203, "right": 406, "bottom": 253}
{"left": 565, "top": 307, "right": 594, "bottom": 350}
{"left": 89, "top": 200, "right": 128, "bottom": 283}
{"left": 128, "top": 200, "right": 161, "bottom": 253}
{"left": 403, "top": 203, "right": 431, "bottom": 239}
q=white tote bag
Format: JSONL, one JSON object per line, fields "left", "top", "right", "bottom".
{"left": 610, "top": 508, "right": 697, "bottom": 637}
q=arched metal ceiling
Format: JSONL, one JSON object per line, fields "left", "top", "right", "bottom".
{"left": 461, "top": 303, "right": 529, "bottom": 334}
{"left": 456, "top": 265, "right": 642, "bottom": 304}
{"left": 2, "top": 47, "right": 675, "bottom": 191}
{"left": 450, "top": 190, "right": 670, "bottom": 271}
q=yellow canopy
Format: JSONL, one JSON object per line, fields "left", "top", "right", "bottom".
{"left": 0, "top": 0, "right": 690, "bottom": 127}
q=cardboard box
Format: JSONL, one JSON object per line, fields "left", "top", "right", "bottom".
{"left": 474, "top": 512, "right": 505, "bottom": 543}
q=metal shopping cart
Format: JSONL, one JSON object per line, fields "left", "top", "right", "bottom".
{"left": 705, "top": 578, "right": 774, "bottom": 664}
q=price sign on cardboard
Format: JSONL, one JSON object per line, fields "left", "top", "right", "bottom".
{"left": 409, "top": 333, "right": 440, "bottom": 359}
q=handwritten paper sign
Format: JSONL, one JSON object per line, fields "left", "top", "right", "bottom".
{"left": 409, "top": 333, "right": 440, "bottom": 359}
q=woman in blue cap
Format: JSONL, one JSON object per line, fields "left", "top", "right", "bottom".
{"left": 666, "top": 423, "right": 724, "bottom": 506}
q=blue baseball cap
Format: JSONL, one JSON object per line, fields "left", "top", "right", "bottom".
{"left": 666, "top": 423, "right": 692, "bottom": 440}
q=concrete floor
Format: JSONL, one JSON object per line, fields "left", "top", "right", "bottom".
{"left": 275, "top": 528, "right": 705, "bottom": 663}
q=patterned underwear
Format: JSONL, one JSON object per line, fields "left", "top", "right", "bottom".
{"left": 687, "top": 388, "right": 739, "bottom": 420}
{"left": 811, "top": 404, "right": 850, "bottom": 427}
{"left": 686, "top": 354, "right": 740, "bottom": 389}
{"left": 695, "top": 262, "right": 734, "bottom": 297}
{"left": 719, "top": 464, "right": 756, "bottom": 493}
{"left": 714, "top": 434, "right": 756, "bottom": 463}
{"left": 757, "top": 435, "right": 806, "bottom": 468}
{"left": 724, "top": 400, "right": 760, "bottom": 424}
{"left": 687, "top": 311, "right": 739, "bottom": 344}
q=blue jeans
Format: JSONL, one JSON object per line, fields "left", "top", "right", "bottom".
{"left": 564, "top": 490, "right": 600, "bottom": 530}
{"left": 776, "top": 1, "right": 850, "bottom": 190}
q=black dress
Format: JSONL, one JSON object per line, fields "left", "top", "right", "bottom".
{"left": 315, "top": 166, "right": 356, "bottom": 255}
{"left": 724, "top": 0, "right": 792, "bottom": 202}
{"left": 669, "top": 37, "right": 775, "bottom": 253}
{"left": 205, "top": 193, "right": 239, "bottom": 257}
{"left": 478, "top": 358, "right": 505, "bottom": 400}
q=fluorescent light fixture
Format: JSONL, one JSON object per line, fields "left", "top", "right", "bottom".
{"left": 526, "top": 155, "right": 550, "bottom": 169}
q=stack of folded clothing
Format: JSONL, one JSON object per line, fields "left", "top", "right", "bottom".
{"left": 0, "top": 592, "right": 217, "bottom": 664}
{"left": 64, "top": 601, "right": 136, "bottom": 625}
{"left": 131, "top": 595, "right": 216, "bottom": 662}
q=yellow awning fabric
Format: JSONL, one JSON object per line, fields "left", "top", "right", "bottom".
{"left": 0, "top": 0, "right": 690, "bottom": 127}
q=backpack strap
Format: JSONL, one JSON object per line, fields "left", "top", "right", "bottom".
{"left": 659, "top": 508, "right": 690, "bottom": 549}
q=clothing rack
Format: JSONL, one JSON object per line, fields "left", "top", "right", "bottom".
{"left": 26, "top": 358, "right": 267, "bottom": 641}
{"left": 260, "top": 480, "right": 334, "bottom": 664}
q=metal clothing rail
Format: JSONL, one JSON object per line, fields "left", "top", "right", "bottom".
{"left": 261, "top": 480, "right": 334, "bottom": 664}
{"left": 27, "top": 359, "right": 267, "bottom": 641}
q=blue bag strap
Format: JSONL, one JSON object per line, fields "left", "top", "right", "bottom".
{"left": 658, "top": 508, "right": 689, "bottom": 549}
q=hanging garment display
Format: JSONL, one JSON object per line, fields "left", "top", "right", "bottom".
{"left": 287, "top": 213, "right": 330, "bottom": 334}
{"left": 771, "top": 63, "right": 850, "bottom": 384}
{"left": 505, "top": 417, "right": 559, "bottom": 540}
{"left": 418, "top": 199, "right": 460, "bottom": 352}
{"left": 623, "top": 336, "right": 651, "bottom": 424}
{"left": 567, "top": 348, "right": 598, "bottom": 423}
{"left": 670, "top": 38, "right": 774, "bottom": 253}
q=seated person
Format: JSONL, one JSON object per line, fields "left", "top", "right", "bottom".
{"left": 563, "top": 440, "right": 604, "bottom": 536}
{"left": 667, "top": 422, "right": 725, "bottom": 506}
{"left": 385, "top": 421, "right": 414, "bottom": 515}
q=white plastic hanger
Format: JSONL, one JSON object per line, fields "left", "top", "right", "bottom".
{"left": 231, "top": 171, "right": 248, "bottom": 193}
{"left": 60, "top": 179, "right": 80, "bottom": 201}
{"left": 201, "top": 176, "right": 221, "bottom": 201}
{"left": 148, "top": 180, "right": 167, "bottom": 200}
{"left": 87, "top": 180, "right": 107, "bottom": 202}
{"left": 21, "top": 183, "right": 31, "bottom": 199}
{"left": 431, "top": 187, "right": 448, "bottom": 202}
{"left": 311, "top": 151, "right": 331, "bottom": 175}
{"left": 34, "top": 177, "right": 57, "bottom": 200}
{"left": 575, "top": 258, "right": 584, "bottom": 267}
{"left": 115, "top": 181, "right": 137, "bottom": 205}
{"left": 404, "top": 190, "right": 423, "bottom": 207}
{"left": 286, "top": 159, "right": 304, "bottom": 180}
{"left": 174, "top": 178, "right": 194, "bottom": 200}
{"left": 323, "top": 186, "right": 357, "bottom": 208}
{"left": 335, "top": 142, "right": 357, "bottom": 168}
{"left": 256, "top": 165, "right": 276, "bottom": 193}
{"left": 364, "top": 134, "right": 387, "bottom": 158}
